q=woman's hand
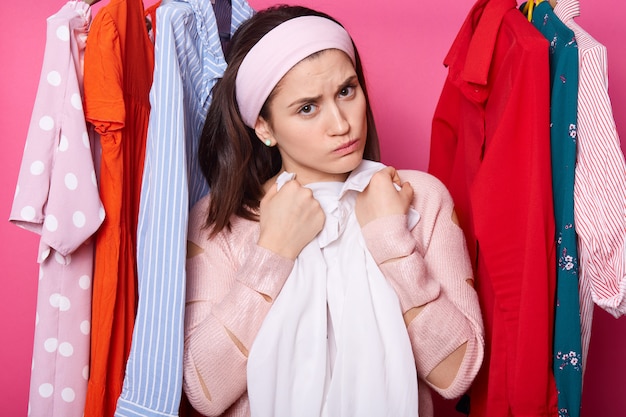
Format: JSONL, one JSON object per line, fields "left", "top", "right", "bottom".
{"left": 356, "top": 166, "right": 414, "bottom": 227}
{"left": 257, "top": 178, "right": 325, "bottom": 260}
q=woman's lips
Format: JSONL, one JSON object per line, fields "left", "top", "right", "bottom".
{"left": 334, "top": 139, "right": 360, "bottom": 155}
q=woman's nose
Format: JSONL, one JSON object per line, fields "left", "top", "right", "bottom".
{"left": 326, "top": 103, "right": 350, "bottom": 136}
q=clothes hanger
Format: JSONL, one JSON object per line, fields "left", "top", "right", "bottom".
{"left": 522, "top": 0, "right": 545, "bottom": 22}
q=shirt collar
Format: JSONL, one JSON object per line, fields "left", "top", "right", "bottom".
{"left": 444, "top": 0, "right": 517, "bottom": 88}
{"left": 276, "top": 160, "right": 420, "bottom": 248}
{"left": 181, "top": 0, "right": 228, "bottom": 104}
{"left": 275, "top": 160, "right": 387, "bottom": 199}
{"left": 553, "top": 0, "right": 580, "bottom": 22}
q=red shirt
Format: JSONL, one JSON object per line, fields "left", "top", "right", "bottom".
{"left": 428, "top": 0, "right": 558, "bottom": 415}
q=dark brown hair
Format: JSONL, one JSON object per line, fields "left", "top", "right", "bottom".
{"left": 198, "top": 5, "right": 381, "bottom": 236}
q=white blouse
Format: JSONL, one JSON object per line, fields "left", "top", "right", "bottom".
{"left": 247, "top": 160, "right": 421, "bottom": 417}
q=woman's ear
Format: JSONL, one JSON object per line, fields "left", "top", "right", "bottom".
{"left": 254, "top": 116, "right": 274, "bottom": 147}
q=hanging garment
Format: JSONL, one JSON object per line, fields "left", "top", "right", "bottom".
{"left": 145, "top": 1, "right": 162, "bottom": 43}
{"left": 528, "top": 3, "right": 583, "bottom": 417}
{"left": 212, "top": 0, "right": 232, "bottom": 56}
{"left": 247, "top": 161, "right": 419, "bottom": 417}
{"left": 114, "top": 1, "right": 254, "bottom": 416}
{"left": 9, "top": 2, "right": 104, "bottom": 416}
{"left": 183, "top": 162, "right": 484, "bottom": 417}
{"left": 553, "top": 0, "right": 626, "bottom": 374}
{"left": 82, "top": 0, "right": 155, "bottom": 416}
{"left": 428, "top": 0, "right": 558, "bottom": 415}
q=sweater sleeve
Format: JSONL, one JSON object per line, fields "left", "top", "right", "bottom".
{"left": 360, "top": 170, "right": 484, "bottom": 399}
{"left": 183, "top": 197, "right": 295, "bottom": 416}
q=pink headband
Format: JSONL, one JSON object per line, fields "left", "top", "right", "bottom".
{"left": 235, "top": 15, "right": 356, "bottom": 128}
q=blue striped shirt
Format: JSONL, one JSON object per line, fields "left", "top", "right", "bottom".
{"left": 115, "top": 1, "right": 254, "bottom": 416}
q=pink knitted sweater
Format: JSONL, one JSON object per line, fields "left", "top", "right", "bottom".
{"left": 183, "top": 169, "right": 484, "bottom": 417}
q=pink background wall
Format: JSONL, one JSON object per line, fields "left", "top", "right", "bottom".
{"left": 1, "top": 0, "right": 624, "bottom": 416}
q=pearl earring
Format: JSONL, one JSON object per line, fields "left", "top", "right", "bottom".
{"left": 264, "top": 139, "right": 271, "bottom": 147}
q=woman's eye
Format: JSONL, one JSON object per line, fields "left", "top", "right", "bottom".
{"left": 339, "top": 85, "right": 355, "bottom": 97}
{"left": 298, "top": 104, "right": 316, "bottom": 114}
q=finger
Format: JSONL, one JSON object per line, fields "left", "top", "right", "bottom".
{"left": 381, "top": 165, "right": 395, "bottom": 177}
{"left": 371, "top": 167, "right": 390, "bottom": 186}
{"left": 390, "top": 168, "right": 402, "bottom": 186}
{"left": 381, "top": 166, "right": 401, "bottom": 185}
{"left": 400, "top": 182, "right": 414, "bottom": 201}
{"left": 279, "top": 176, "right": 302, "bottom": 193}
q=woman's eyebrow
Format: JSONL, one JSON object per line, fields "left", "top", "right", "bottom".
{"left": 287, "top": 94, "right": 322, "bottom": 109}
{"left": 287, "top": 75, "right": 359, "bottom": 109}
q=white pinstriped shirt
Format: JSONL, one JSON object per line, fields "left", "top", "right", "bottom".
{"left": 114, "top": 1, "right": 254, "bottom": 416}
{"left": 554, "top": 0, "right": 626, "bottom": 374}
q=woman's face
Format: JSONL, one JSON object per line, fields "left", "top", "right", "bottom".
{"left": 256, "top": 49, "right": 367, "bottom": 185}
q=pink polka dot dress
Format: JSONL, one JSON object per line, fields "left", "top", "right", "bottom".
{"left": 9, "top": 2, "right": 104, "bottom": 416}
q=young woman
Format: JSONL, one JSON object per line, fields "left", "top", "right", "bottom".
{"left": 183, "top": 5, "right": 484, "bottom": 417}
